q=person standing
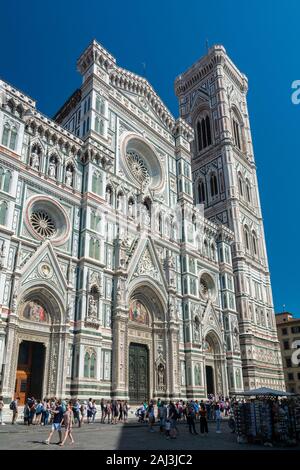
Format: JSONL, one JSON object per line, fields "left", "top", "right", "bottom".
{"left": 87, "top": 398, "right": 93, "bottom": 424}
{"left": 147, "top": 401, "right": 155, "bottom": 432}
{"left": 215, "top": 403, "right": 222, "bottom": 433}
{"left": 187, "top": 401, "right": 197, "bottom": 435}
{"left": 199, "top": 404, "right": 209, "bottom": 436}
{"left": 100, "top": 399, "right": 105, "bottom": 423}
{"left": 123, "top": 401, "right": 129, "bottom": 423}
{"left": 44, "top": 400, "right": 64, "bottom": 445}
{"left": 0, "top": 396, "right": 5, "bottom": 425}
{"left": 158, "top": 401, "right": 167, "bottom": 434}
{"left": 59, "top": 402, "right": 74, "bottom": 447}
{"left": 10, "top": 397, "right": 19, "bottom": 424}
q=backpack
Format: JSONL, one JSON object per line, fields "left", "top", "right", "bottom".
{"left": 9, "top": 401, "right": 16, "bottom": 410}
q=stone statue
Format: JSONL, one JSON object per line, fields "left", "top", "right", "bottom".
{"left": 31, "top": 152, "right": 40, "bottom": 170}
{"left": 88, "top": 295, "right": 98, "bottom": 319}
{"left": 48, "top": 159, "right": 56, "bottom": 178}
{"left": 65, "top": 168, "right": 73, "bottom": 187}
{"left": 158, "top": 364, "right": 165, "bottom": 387}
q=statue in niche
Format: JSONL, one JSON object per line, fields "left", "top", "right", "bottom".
{"left": 65, "top": 167, "right": 73, "bottom": 187}
{"left": 88, "top": 295, "right": 98, "bottom": 319}
{"left": 194, "top": 320, "right": 200, "bottom": 343}
{"left": 158, "top": 364, "right": 165, "bottom": 388}
{"left": 31, "top": 152, "right": 40, "bottom": 170}
{"left": 48, "top": 159, "right": 57, "bottom": 178}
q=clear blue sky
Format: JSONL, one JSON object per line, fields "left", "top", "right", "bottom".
{"left": 0, "top": 0, "right": 299, "bottom": 315}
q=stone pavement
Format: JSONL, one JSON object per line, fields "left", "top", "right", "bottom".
{"left": 0, "top": 419, "right": 296, "bottom": 450}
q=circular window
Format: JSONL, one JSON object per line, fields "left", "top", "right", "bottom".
{"left": 120, "top": 132, "right": 164, "bottom": 191}
{"left": 126, "top": 150, "right": 151, "bottom": 187}
{"left": 199, "top": 273, "right": 216, "bottom": 301}
{"left": 25, "top": 195, "right": 70, "bottom": 245}
{"left": 30, "top": 210, "right": 56, "bottom": 238}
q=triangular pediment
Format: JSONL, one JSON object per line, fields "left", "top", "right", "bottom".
{"left": 202, "top": 300, "right": 222, "bottom": 336}
{"left": 128, "top": 238, "right": 167, "bottom": 290}
{"left": 19, "top": 240, "right": 68, "bottom": 296}
{"left": 117, "top": 88, "right": 171, "bottom": 131}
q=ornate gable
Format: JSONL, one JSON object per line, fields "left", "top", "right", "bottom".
{"left": 202, "top": 300, "right": 223, "bottom": 337}
{"left": 128, "top": 238, "right": 167, "bottom": 290}
{"left": 19, "top": 240, "right": 68, "bottom": 296}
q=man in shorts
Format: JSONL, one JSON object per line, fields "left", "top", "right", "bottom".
{"left": 44, "top": 400, "right": 64, "bottom": 445}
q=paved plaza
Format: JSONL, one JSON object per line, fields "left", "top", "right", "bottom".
{"left": 0, "top": 418, "right": 297, "bottom": 451}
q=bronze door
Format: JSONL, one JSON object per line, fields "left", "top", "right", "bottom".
{"left": 128, "top": 343, "right": 149, "bottom": 403}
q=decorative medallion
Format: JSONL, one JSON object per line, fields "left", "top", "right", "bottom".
{"left": 38, "top": 262, "right": 53, "bottom": 279}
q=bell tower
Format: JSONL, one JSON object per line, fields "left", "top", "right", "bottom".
{"left": 175, "top": 45, "right": 284, "bottom": 390}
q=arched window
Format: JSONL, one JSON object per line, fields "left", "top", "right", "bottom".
{"left": 232, "top": 118, "right": 242, "bottom": 150}
{"left": 223, "top": 293, "right": 228, "bottom": 309}
{"left": 9, "top": 127, "right": 18, "bottom": 150}
{"left": 211, "top": 244, "right": 216, "bottom": 261}
{"left": 2, "top": 123, "right": 18, "bottom": 151}
{"left": 246, "top": 179, "right": 251, "bottom": 203}
{"left": 203, "top": 239, "right": 209, "bottom": 257}
{"left": 238, "top": 173, "right": 244, "bottom": 197}
{"left": 210, "top": 173, "right": 218, "bottom": 197}
{"left": 158, "top": 212, "right": 163, "bottom": 235}
{"left": 89, "top": 238, "right": 94, "bottom": 258}
{"left": 96, "top": 95, "right": 105, "bottom": 115}
{"left": 198, "top": 180, "right": 206, "bottom": 203}
{"left": 94, "top": 240, "right": 100, "bottom": 260}
{"left": 0, "top": 201, "right": 8, "bottom": 226}
{"left": 84, "top": 352, "right": 90, "bottom": 378}
{"left": 252, "top": 231, "right": 258, "bottom": 256}
{"left": 89, "top": 238, "right": 101, "bottom": 260}
{"left": 91, "top": 211, "right": 101, "bottom": 231}
{"left": 196, "top": 115, "right": 212, "bottom": 152}
{"left": 1, "top": 124, "right": 10, "bottom": 147}
{"left": 244, "top": 226, "right": 250, "bottom": 251}
{"left": 0, "top": 168, "right": 11, "bottom": 193}
{"left": 90, "top": 353, "right": 96, "bottom": 378}
{"left": 105, "top": 185, "right": 113, "bottom": 205}
{"left": 92, "top": 171, "right": 103, "bottom": 196}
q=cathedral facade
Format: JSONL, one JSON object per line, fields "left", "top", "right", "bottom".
{"left": 0, "top": 40, "right": 284, "bottom": 404}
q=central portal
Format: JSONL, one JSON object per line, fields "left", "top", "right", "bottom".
{"left": 128, "top": 343, "right": 149, "bottom": 403}
{"left": 15, "top": 341, "right": 45, "bottom": 405}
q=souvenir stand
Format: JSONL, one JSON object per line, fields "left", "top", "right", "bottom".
{"left": 232, "top": 387, "right": 300, "bottom": 447}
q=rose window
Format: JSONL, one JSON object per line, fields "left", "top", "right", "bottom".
{"left": 25, "top": 195, "right": 70, "bottom": 246}
{"left": 126, "top": 150, "right": 150, "bottom": 187}
{"left": 30, "top": 210, "right": 57, "bottom": 238}
{"left": 199, "top": 273, "right": 216, "bottom": 301}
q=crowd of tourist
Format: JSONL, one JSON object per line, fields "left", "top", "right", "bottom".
{"left": 1, "top": 394, "right": 237, "bottom": 445}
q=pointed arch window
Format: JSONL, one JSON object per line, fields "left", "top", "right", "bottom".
{"left": 252, "top": 231, "right": 258, "bottom": 256}
{"left": 0, "top": 201, "right": 8, "bottom": 226}
{"left": 90, "top": 353, "right": 96, "bottom": 378}
{"left": 84, "top": 352, "right": 90, "bottom": 378}
{"left": 92, "top": 171, "right": 103, "bottom": 196}
{"left": 198, "top": 180, "right": 206, "bottom": 203}
{"left": 210, "top": 173, "right": 219, "bottom": 197}
{"left": 246, "top": 179, "right": 251, "bottom": 203}
{"left": 244, "top": 226, "right": 250, "bottom": 251}
{"left": 96, "top": 94, "right": 105, "bottom": 115}
{"left": 2, "top": 123, "right": 18, "bottom": 150}
{"left": 238, "top": 173, "right": 244, "bottom": 197}
{"left": 158, "top": 212, "right": 163, "bottom": 235}
{"left": 196, "top": 115, "right": 212, "bottom": 152}
{"left": 0, "top": 168, "right": 12, "bottom": 193}
{"left": 232, "top": 112, "right": 243, "bottom": 151}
